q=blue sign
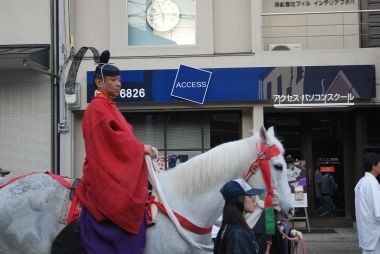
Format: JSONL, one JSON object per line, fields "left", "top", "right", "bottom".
{"left": 170, "top": 65, "right": 212, "bottom": 104}
{"left": 87, "top": 65, "right": 375, "bottom": 104}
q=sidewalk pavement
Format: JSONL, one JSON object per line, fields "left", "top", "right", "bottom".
{"left": 296, "top": 227, "right": 361, "bottom": 254}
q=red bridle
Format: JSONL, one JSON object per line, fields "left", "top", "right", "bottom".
{"left": 252, "top": 143, "right": 281, "bottom": 207}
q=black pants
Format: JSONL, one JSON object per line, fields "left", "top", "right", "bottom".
{"left": 51, "top": 218, "right": 82, "bottom": 254}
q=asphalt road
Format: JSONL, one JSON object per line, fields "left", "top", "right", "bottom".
{"left": 296, "top": 228, "right": 361, "bottom": 254}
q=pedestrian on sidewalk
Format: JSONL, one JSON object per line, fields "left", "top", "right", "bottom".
{"left": 214, "top": 179, "right": 264, "bottom": 254}
{"left": 354, "top": 152, "right": 380, "bottom": 254}
{"left": 319, "top": 172, "right": 337, "bottom": 216}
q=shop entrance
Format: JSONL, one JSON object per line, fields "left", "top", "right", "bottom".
{"left": 310, "top": 117, "right": 345, "bottom": 218}
{"left": 265, "top": 112, "right": 354, "bottom": 227}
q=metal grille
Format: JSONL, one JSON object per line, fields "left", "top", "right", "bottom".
{"left": 369, "top": 10, "right": 380, "bottom": 46}
{"left": 0, "top": 70, "right": 52, "bottom": 176}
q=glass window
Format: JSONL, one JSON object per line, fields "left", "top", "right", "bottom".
{"left": 311, "top": 118, "right": 345, "bottom": 217}
{"left": 210, "top": 113, "right": 241, "bottom": 148}
{"left": 363, "top": 109, "right": 380, "bottom": 152}
{"left": 125, "top": 111, "right": 241, "bottom": 170}
{"left": 166, "top": 113, "right": 202, "bottom": 149}
{"left": 166, "top": 150, "right": 201, "bottom": 168}
{"left": 366, "top": 114, "right": 380, "bottom": 148}
{"left": 127, "top": 0, "right": 196, "bottom": 46}
{"left": 266, "top": 114, "right": 346, "bottom": 218}
{"left": 110, "top": 0, "right": 213, "bottom": 56}
{"left": 126, "top": 114, "right": 165, "bottom": 149}
{"left": 265, "top": 117, "right": 303, "bottom": 158}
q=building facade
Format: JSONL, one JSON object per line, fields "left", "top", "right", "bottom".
{"left": 59, "top": 0, "right": 380, "bottom": 228}
{"left": 0, "top": 0, "right": 56, "bottom": 176}
{"left": 1, "top": 0, "right": 378, "bottom": 228}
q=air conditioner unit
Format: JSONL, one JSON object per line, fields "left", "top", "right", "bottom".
{"left": 268, "top": 43, "right": 303, "bottom": 51}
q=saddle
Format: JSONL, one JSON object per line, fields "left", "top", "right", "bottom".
{"left": 58, "top": 178, "right": 81, "bottom": 225}
{"left": 52, "top": 180, "right": 159, "bottom": 254}
{"left": 52, "top": 178, "right": 82, "bottom": 254}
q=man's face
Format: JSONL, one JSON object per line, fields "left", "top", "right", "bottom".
{"left": 372, "top": 161, "right": 380, "bottom": 176}
{"left": 286, "top": 162, "right": 294, "bottom": 169}
{"left": 96, "top": 75, "right": 121, "bottom": 97}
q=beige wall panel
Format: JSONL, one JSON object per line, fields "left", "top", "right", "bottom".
{"left": 262, "top": 0, "right": 360, "bottom": 50}
{"left": 73, "top": 0, "right": 109, "bottom": 50}
{"left": 213, "top": 0, "right": 252, "bottom": 53}
{"left": 0, "top": 0, "right": 50, "bottom": 44}
{"left": 308, "top": 36, "right": 344, "bottom": 49}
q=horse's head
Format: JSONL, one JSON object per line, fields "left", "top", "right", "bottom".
{"left": 247, "top": 126, "right": 294, "bottom": 219}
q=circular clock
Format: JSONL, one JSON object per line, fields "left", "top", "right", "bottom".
{"left": 146, "top": 0, "right": 180, "bottom": 32}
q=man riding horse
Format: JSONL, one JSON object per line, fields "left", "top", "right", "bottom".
{"left": 70, "top": 51, "right": 157, "bottom": 254}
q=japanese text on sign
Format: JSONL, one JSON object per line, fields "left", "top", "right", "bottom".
{"left": 273, "top": 92, "right": 354, "bottom": 104}
{"left": 274, "top": 0, "right": 355, "bottom": 8}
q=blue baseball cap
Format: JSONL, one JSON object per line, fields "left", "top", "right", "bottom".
{"left": 220, "top": 179, "right": 264, "bottom": 200}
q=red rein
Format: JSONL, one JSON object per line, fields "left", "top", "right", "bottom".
{"left": 254, "top": 144, "right": 281, "bottom": 207}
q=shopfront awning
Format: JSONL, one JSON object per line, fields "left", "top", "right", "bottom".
{"left": 0, "top": 44, "right": 50, "bottom": 70}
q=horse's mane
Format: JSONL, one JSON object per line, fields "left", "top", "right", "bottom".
{"left": 171, "top": 128, "right": 284, "bottom": 194}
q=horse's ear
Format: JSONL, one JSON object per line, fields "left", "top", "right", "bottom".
{"left": 260, "top": 126, "right": 267, "bottom": 143}
{"left": 267, "top": 126, "right": 275, "bottom": 136}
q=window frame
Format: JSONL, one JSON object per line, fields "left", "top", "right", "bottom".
{"left": 125, "top": 110, "right": 241, "bottom": 169}
{"left": 109, "top": 0, "right": 214, "bottom": 56}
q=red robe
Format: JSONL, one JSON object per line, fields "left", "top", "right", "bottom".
{"left": 76, "top": 96, "right": 148, "bottom": 234}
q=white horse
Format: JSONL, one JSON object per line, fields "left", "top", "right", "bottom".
{"left": 0, "top": 127, "right": 293, "bottom": 254}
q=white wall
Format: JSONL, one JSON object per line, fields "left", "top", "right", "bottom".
{"left": 262, "top": 0, "right": 360, "bottom": 50}
{"left": 72, "top": 0, "right": 109, "bottom": 51}
{"left": 0, "top": 0, "right": 50, "bottom": 44}
{"left": 213, "top": 0, "right": 252, "bottom": 53}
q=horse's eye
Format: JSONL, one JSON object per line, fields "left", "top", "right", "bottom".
{"left": 274, "top": 164, "right": 283, "bottom": 171}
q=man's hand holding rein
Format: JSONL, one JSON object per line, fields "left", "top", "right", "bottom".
{"left": 144, "top": 144, "right": 158, "bottom": 159}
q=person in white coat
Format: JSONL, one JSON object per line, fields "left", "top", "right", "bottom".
{"left": 354, "top": 152, "right": 380, "bottom": 254}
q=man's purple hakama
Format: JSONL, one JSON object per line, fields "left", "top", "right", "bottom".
{"left": 80, "top": 208, "right": 146, "bottom": 254}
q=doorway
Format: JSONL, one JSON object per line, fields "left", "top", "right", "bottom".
{"left": 310, "top": 117, "right": 345, "bottom": 218}
{"left": 265, "top": 111, "right": 354, "bottom": 227}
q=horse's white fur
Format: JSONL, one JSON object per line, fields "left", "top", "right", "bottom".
{"left": 172, "top": 127, "right": 284, "bottom": 195}
{"left": 144, "top": 127, "right": 293, "bottom": 254}
{"left": 0, "top": 127, "right": 293, "bottom": 254}
{"left": 173, "top": 136, "right": 259, "bottom": 195}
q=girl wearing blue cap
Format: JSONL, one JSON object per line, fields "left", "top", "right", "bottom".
{"left": 214, "top": 179, "right": 264, "bottom": 254}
